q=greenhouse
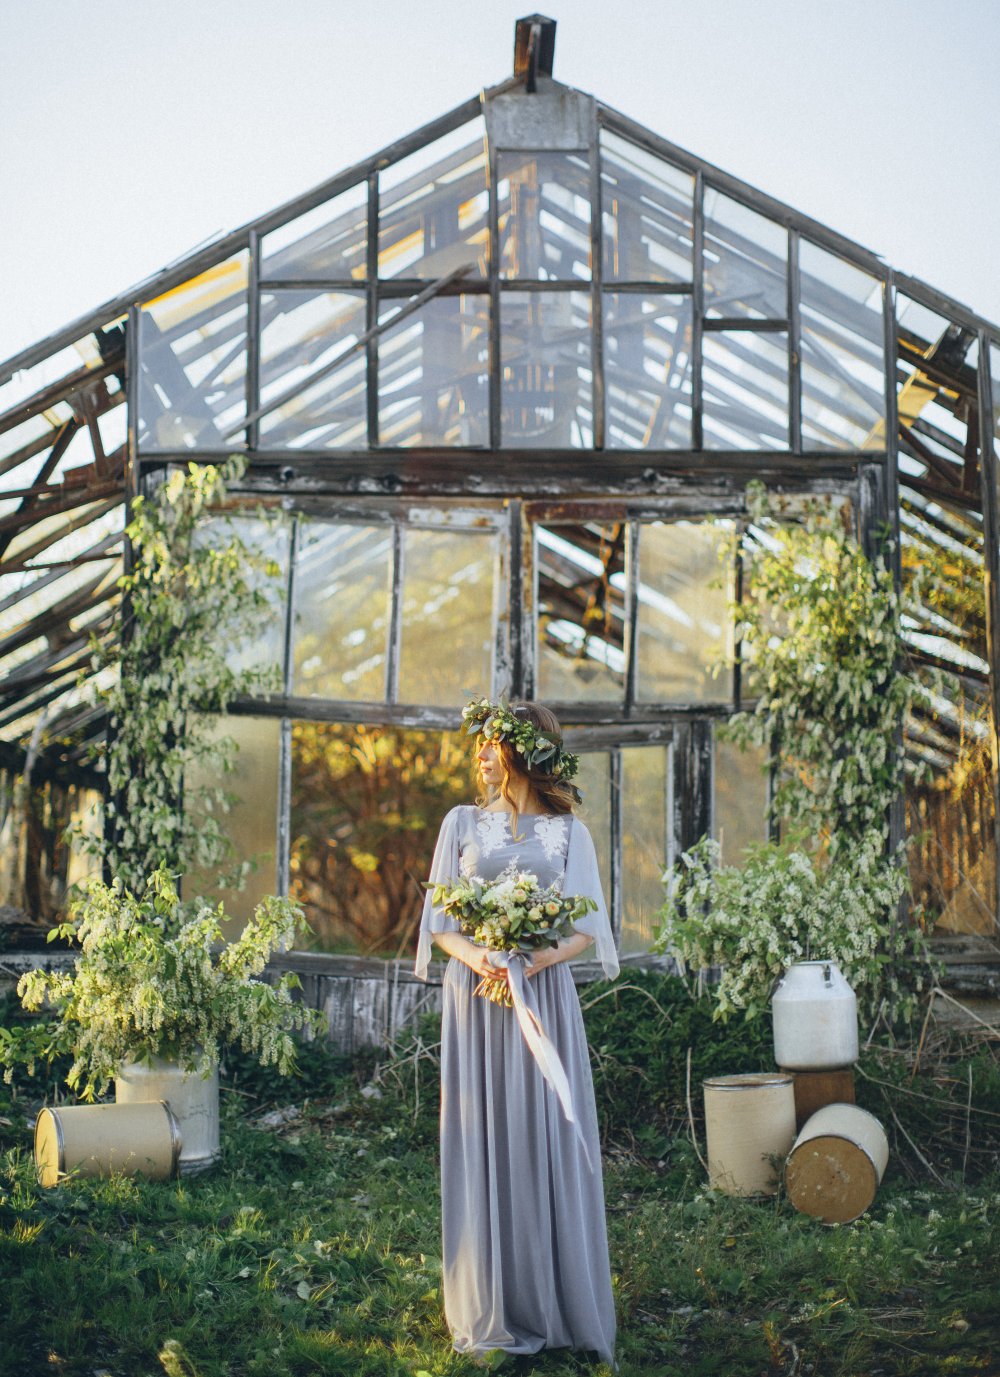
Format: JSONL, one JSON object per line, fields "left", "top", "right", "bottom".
{"left": 1, "top": 12, "right": 998, "bottom": 990}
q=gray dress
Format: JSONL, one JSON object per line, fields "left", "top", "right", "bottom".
{"left": 415, "top": 805, "right": 619, "bottom": 1364}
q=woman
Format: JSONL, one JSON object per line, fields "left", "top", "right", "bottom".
{"left": 415, "top": 698, "right": 619, "bottom": 1366}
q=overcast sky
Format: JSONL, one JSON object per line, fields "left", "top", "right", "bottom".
{"left": 2, "top": 0, "right": 999, "bottom": 368}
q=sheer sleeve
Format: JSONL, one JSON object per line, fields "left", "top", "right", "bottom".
{"left": 564, "top": 817, "right": 620, "bottom": 980}
{"left": 414, "top": 806, "right": 464, "bottom": 981}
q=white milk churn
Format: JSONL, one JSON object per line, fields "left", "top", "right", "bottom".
{"left": 772, "top": 960, "right": 859, "bottom": 1070}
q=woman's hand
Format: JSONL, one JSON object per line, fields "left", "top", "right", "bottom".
{"left": 468, "top": 946, "right": 507, "bottom": 982}
{"left": 525, "top": 931, "right": 594, "bottom": 978}
{"left": 432, "top": 931, "right": 509, "bottom": 984}
{"left": 524, "top": 947, "right": 557, "bottom": 979}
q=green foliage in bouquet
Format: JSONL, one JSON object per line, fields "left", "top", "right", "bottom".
{"left": 655, "top": 482, "right": 940, "bottom": 1024}
{"left": 429, "top": 866, "right": 596, "bottom": 1005}
{"left": 0, "top": 868, "right": 327, "bottom": 1101}
{"left": 81, "top": 456, "right": 285, "bottom": 896}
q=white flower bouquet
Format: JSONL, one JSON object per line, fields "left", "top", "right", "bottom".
{"left": 428, "top": 866, "right": 596, "bottom": 1007}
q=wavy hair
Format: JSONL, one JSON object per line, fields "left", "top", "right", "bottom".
{"left": 475, "top": 701, "right": 578, "bottom": 822}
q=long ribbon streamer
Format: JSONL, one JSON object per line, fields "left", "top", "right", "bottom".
{"left": 491, "top": 953, "right": 594, "bottom": 1174}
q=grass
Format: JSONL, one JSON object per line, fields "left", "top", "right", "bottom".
{"left": 1, "top": 975, "right": 999, "bottom": 1376}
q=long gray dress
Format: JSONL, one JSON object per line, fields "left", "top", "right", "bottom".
{"left": 415, "top": 805, "right": 619, "bottom": 1364}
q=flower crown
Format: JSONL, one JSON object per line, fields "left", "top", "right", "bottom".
{"left": 462, "top": 696, "right": 582, "bottom": 796}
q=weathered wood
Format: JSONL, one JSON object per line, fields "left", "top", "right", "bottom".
{"left": 319, "top": 975, "right": 356, "bottom": 1055}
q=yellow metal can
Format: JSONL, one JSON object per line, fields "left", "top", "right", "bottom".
{"left": 34, "top": 1100, "right": 182, "bottom": 1188}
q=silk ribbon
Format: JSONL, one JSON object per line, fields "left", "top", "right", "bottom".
{"left": 488, "top": 951, "right": 594, "bottom": 1174}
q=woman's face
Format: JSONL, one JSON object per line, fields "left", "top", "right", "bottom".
{"left": 476, "top": 738, "right": 504, "bottom": 789}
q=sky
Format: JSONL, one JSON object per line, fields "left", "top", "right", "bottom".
{"left": 2, "top": 0, "right": 999, "bottom": 368}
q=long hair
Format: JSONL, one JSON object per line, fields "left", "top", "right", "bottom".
{"left": 475, "top": 701, "right": 578, "bottom": 823}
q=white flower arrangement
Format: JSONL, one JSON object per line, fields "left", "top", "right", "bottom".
{"left": 0, "top": 868, "right": 327, "bottom": 1101}
{"left": 654, "top": 833, "right": 910, "bottom": 1021}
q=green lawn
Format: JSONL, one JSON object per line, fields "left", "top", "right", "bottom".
{"left": 1, "top": 976, "right": 998, "bottom": 1376}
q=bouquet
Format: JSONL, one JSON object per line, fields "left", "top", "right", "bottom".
{"left": 428, "top": 866, "right": 596, "bottom": 1007}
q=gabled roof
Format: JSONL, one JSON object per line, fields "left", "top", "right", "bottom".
{"left": 1, "top": 40, "right": 996, "bottom": 782}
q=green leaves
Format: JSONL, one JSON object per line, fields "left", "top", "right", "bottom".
{"left": 0, "top": 867, "right": 327, "bottom": 1100}
{"left": 76, "top": 457, "right": 286, "bottom": 895}
{"left": 655, "top": 482, "right": 937, "bottom": 1023}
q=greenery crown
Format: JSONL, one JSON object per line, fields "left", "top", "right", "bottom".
{"left": 462, "top": 696, "right": 581, "bottom": 788}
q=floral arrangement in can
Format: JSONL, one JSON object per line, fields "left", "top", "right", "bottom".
{"left": 428, "top": 866, "right": 596, "bottom": 1007}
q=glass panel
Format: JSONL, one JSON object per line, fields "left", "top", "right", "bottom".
{"left": 289, "top": 722, "right": 472, "bottom": 954}
{"left": 714, "top": 731, "right": 768, "bottom": 865}
{"left": 575, "top": 750, "right": 612, "bottom": 918}
{"left": 261, "top": 181, "right": 367, "bottom": 282}
{"left": 704, "top": 191, "right": 786, "bottom": 321}
{"left": 536, "top": 522, "right": 626, "bottom": 703}
{"left": 902, "top": 508, "right": 995, "bottom": 937}
{"left": 702, "top": 330, "right": 789, "bottom": 449}
{"left": 497, "top": 152, "right": 591, "bottom": 281}
{"left": 898, "top": 309, "right": 994, "bottom": 933}
{"left": 500, "top": 291, "right": 593, "bottom": 447}
{"left": 636, "top": 520, "right": 734, "bottom": 704}
{"left": 377, "top": 295, "right": 489, "bottom": 446}
{"left": 600, "top": 130, "right": 694, "bottom": 283}
{"left": 292, "top": 522, "right": 391, "bottom": 702}
{"left": 184, "top": 715, "right": 281, "bottom": 934}
{"left": 620, "top": 745, "right": 668, "bottom": 955}
{"left": 378, "top": 120, "right": 488, "bottom": 280}
{"left": 800, "top": 242, "right": 885, "bottom": 451}
{"left": 604, "top": 294, "right": 693, "bottom": 448}
{"left": 258, "top": 290, "right": 367, "bottom": 449}
{"left": 199, "top": 513, "right": 289, "bottom": 676}
{"left": 398, "top": 527, "right": 497, "bottom": 705}
{"left": 138, "top": 254, "right": 248, "bottom": 451}
{"left": 992, "top": 343, "right": 1000, "bottom": 453}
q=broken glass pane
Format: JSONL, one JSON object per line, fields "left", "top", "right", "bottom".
{"left": 293, "top": 522, "right": 391, "bottom": 701}
{"left": 378, "top": 120, "right": 489, "bottom": 280}
{"left": 702, "top": 330, "right": 789, "bottom": 449}
{"left": 535, "top": 521, "right": 626, "bottom": 703}
{"left": 896, "top": 294, "right": 979, "bottom": 487}
{"left": 800, "top": 241, "right": 885, "bottom": 451}
{"left": 289, "top": 721, "right": 470, "bottom": 954}
{"left": 898, "top": 306, "right": 993, "bottom": 934}
{"left": 600, "top": 130, "right": 694, "bottom": 283}
{"left": 258, "top": 289, "right": 367, "bottom": 449}
{"left": 377, "top": 294, "right": 489, "bottom": 446}
{"left": 636, "top": 520, "right": 734, "bottom": 704}
{"left": 903, "top": 536, "right": 995, "bottom": 937}
{"left": 704, "top": 191, "right": 786, "bottom": 321}
{"left": 0, "top": 328, "right": 122, "bottom": 420}
{"left": 261, "top": 181, "right": 367, "bottom": 282}
{"left": 501, "top": 291, "right": 593, "bottom": 447}
{"left": 138, "top": 253, "right": 248, "bottom": 451}
{"left": 398, "top": 526, "right": 498, "bottom": 705}
{"left": 620, "top": 744, "right": 669, "bottom": 955}
{"left": 604, "top": 294, "right": 693, "bottom": 447}
{"left": 497, "top": 151, "right": 591, "bottom": 281}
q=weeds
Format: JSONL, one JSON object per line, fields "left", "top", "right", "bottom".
{"left": 0, "top": 975, "right": 998, "bottom": 1375}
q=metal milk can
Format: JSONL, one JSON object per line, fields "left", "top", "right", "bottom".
{"left": 771, "top": 960, "right": 859, "bottom": 1070}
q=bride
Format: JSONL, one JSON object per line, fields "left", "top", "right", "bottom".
{"left": 415, "top": 698, "right": 618, "bottom": 1365}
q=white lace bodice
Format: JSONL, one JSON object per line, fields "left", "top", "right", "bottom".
{"left": 460, "top": 806, "right": 571, "bottom": 887}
